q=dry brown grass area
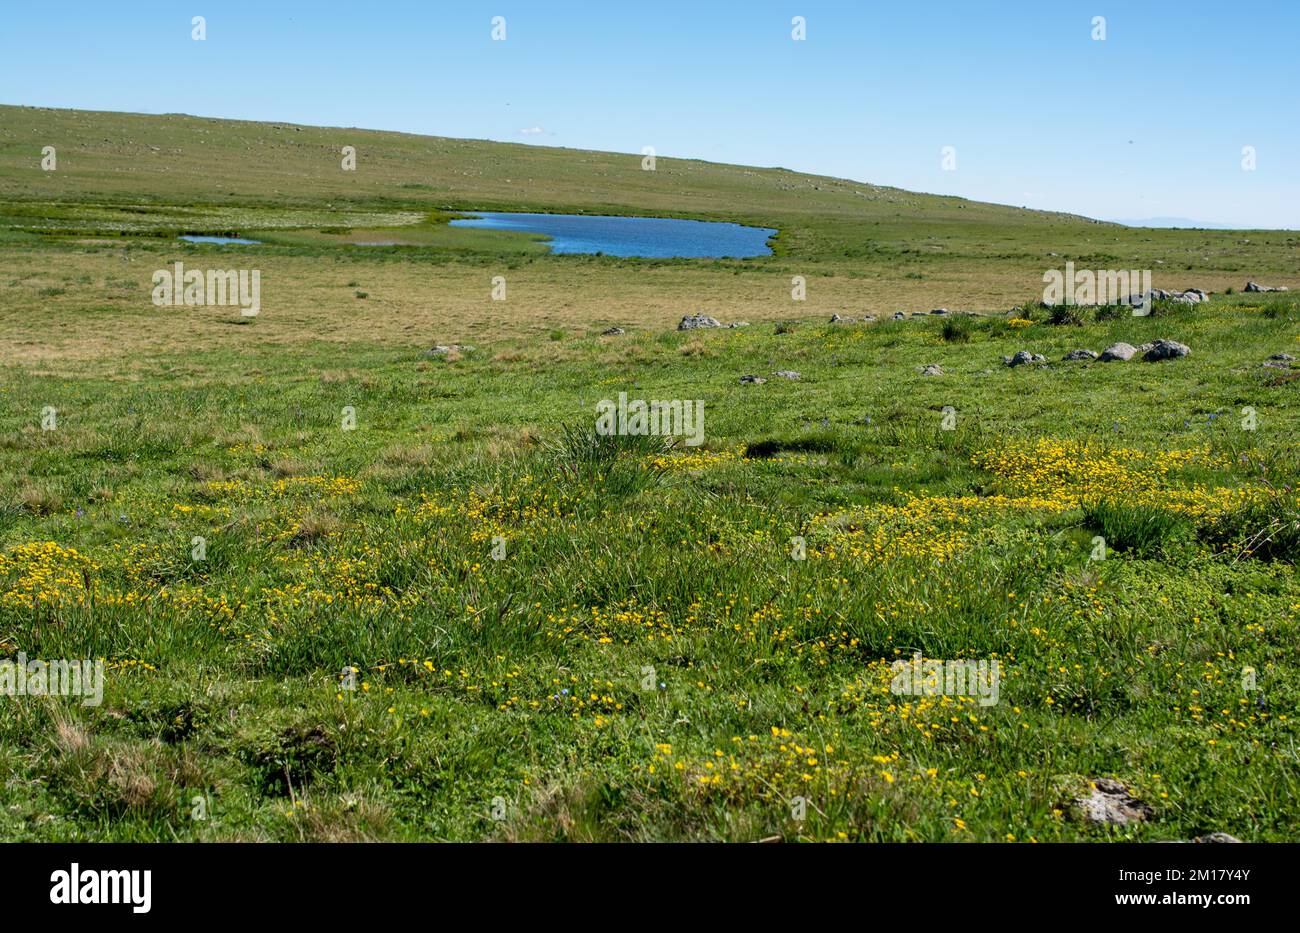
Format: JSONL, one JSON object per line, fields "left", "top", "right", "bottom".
{"left": 7, "top": 241, "right": 1282, "bottom": 373}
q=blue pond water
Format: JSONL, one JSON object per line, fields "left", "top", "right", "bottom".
{"left": 179, "top": 235, "right": 261, "bottom": 245}
{"left": 449, "top": 212, "right": 775, "bottom": 258}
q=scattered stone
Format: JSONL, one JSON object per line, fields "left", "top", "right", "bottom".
{"left": 1099, "top": 342, "right": 1138, "bottom": 362}
{"left": 1063, "top": 349, "right": 1098, "bottom": 361}
{"left": 918, "top": 364, "right": 944, "bottom": 376}
{"left": 1269, "top": 352, "right": 1295, "bottom": 361}
{"left": 1075, "top": 778, "right": 1154, "bottom": 826}
{"left": 1192, "top": 832, "right": 1242, "bottom": 844}
{"left": 892, "top": 311, "right": 907, "bottom": 320}
{"left": 829, "top": 313, "right": 849, "bottom": 323}
{"left": 678, "top": 314, "right": 722, "bottom": 330}
{"left": 772, "top": 370, "right": 801, "bottom": 380}
{"left": 601, "top": 326, "right": 625, "bottom": 336}
{"left": 1147, "top": 287, "right": 1213, "bottom": 306}
{"left": 1245, "top": 281, "right": 1289, "bottom": 292}
{"left": 426, "top": 344, "right": 475, "bottom": 356}
{"left": 1143, "top": 339, "right": 1191, "bottom": 361}
{"left": 1146, "top": 288, "right": 1208, "bottom": 305}
{"left": 930, "top": 308, "right": 950, "bottom": 315}
{"left": 1002, "top": 350, "right": 1046, "bottom": 367}
{"left": 738, "top": 374, "right": 766, "bottom": 385}
{"left": 911, "top": 312, "right": 927, "bottom": 318}
{"left": 728, "top": 321, "right": 751, "bottom": 328}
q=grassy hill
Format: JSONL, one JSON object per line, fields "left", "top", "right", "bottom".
{"left": 0, "top": 104, "right": 1090, "bottom": 221}
{"left": 2, "top": 104, "right": 1297, "bottom": 272}
{"left": 0, "top": 106, "right": 1297, "bottom": 842}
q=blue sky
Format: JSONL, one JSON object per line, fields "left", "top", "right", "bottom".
{"left": 2, "top": 0, "right": 1297, "bottom": 228}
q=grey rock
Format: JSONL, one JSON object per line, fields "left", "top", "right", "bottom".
{"left": 739, "top": 374, "right": 766, "bottom": 385}
{"left": 911, "top": 312, "right": 927, "bottom": 318}
{"left": 1003, "top": 350, "right": 1046, "bottom": 367}
{"left": 1143, "top": 339, "right": 1191, "bottom": 361}
{"left": 1125, "top": 289, "right": 1169, "bottom": 307}
{"left": 1245, "top": 281, "right": 1289, "bottom": 293}
{"left": 829, "top": 313, "right": 848, "bottom": 323}
{"left": 1148, "top": 288, "right": 1208, "bottom": 305}
{"left": 1269, "top": 353, "right": 1295, "bottom": 361}
{"left": 728, "top": 321, "right": 751, "bottom": 328}
{"left": 1099, "top": 342, "right": 1138, "bottom": 362}
{"left": 893, "top": 311, "right": 907, "bottom": 320}
{"left": 772, "top": 370, "right": 801, "bottom": 380}
{"left": 1075, "top": 778, "right": 1154, "bottom": 826}
{"left": 1193, "top": 832, "right": 1242, "bottom": 844}
{"left": 930, "top": 308, "right": 950, "bottom": 315}
{"left": 601, "top": 326, "right": 626, "bottom": 336}
{"left": 426, "top": 344, "right": 475, "bottom": 356}
{"left": 678, "top": 314, "right": 722, "bottom": 330}
{"left": 918, "top": 364, "right": 944, "bottom": 376}
{"left": 1063, "top": 349, "right": 1098, "bottom": 361}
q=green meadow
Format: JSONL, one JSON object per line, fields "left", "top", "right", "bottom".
{"left": 0, "top": 105, "right": 1297, "bottom": 841}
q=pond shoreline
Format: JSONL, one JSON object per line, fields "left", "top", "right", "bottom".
{"left": 448, "top": 210, "right": 776, "bottom": 259}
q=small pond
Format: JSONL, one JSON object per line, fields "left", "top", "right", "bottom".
{"left": 448, "top": 212, "right": 774, "bottom": 258}
{"left": 178, "top": 235, "right": 261, "bottom": 245}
